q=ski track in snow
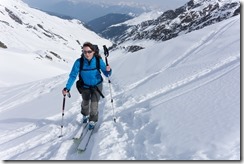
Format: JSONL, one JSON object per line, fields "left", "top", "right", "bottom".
{"left": 123, "top": 17, "right": 239, "bottom": 93}
{"left": 0, "top": 74, "right": 108, "bottom": 160}
{"left": 0, "top": 16, "right": 240, "bottom": 160}
{"left": 0, "top": 49, "right": 239, "bottom": 160}
{"left": 99, "top": 55, "right": 239, "bottom": 160}
{"left": 111, "top": 54, "right": 239, "bottom": 115}
{"left": 107, "top": 18, "right": 239, "bottom": 117}
{"left": 0, "top": 75, "right": 88, "bottom": 159}
{"left": 0, "top": 55, "right": 239, "bottom": 160}
{"left": 96, "top": 18, "right": 240, "bottom": 159}
{"left": 0, "top": 76, "right": 65, "bottom": 113}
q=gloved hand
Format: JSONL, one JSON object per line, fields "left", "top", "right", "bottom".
{"left": 106, "top": 65, "right": 111, "bottom": 72}
{"left": 62, "top": 88, "right": 71, "bottom": 98}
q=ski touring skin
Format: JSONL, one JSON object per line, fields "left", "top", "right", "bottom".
{"left": 77, "top": 125, "right": 96, "bottom": 152}
{"left": 73, "top": 122, "right": 88, "bottom": 140}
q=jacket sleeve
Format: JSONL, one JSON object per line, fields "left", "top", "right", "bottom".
{"left": 99, "top": 58, "right": 112, "bottom": 77}
{"left": 65, "top": 59, "right": 80, "bottom": 90}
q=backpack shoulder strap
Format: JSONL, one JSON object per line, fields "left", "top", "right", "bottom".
{"left": 95, "top": 55, "right": 101, "bottom": 69}
{"left": 79, "top": 54, "right": 84, "bottom": 80}
{"left": 93, "top": 44, "right": 101, "bottom": 71}
{"left": 95, "top": 55, "right": 101, "bottom": 73}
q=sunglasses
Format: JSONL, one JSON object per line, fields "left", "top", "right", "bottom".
{"left": 83, "top": 50, "right": 93, "bottom": 54}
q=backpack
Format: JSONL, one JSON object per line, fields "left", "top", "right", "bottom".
{"left": 76, "top": 45, "right": 104, "bottom": 97}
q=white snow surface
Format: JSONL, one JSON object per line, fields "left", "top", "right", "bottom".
{"left": 112, "top": 10, "right": 163, "bottom": 27}
{"left": 0, "top": 0, "right": 112, "bottom": 86}
{"left": 0, "top": 0, "right": 241, "bottom": 161}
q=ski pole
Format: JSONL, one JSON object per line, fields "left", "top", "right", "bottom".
{"left": 59, "top": 92, "right": 71, "bottom": 138}
{"left": 103, "top": 45, "right": 116, "bottom": 123}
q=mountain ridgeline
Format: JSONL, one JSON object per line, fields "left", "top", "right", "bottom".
{"left": 0, "top": 0, "right": 112, "bottom": 64}
{"left": 99, "top": 0, "right": 240, "bottom": 48}
{"left": 86, "top": 13, "right": 134, "bottom": 34}
{"left": 22, "top": 0, "right": 147, "bottom": 23}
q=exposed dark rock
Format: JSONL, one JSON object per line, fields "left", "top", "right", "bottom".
{"left": 5, "top": 7, "right": 22, "bottom": 24}
{"left": 104, "top": 0, "right": 240, "bottom": 44}
{"left": 0, "top": 41, "right": 7, "bottom": 48}
{"left": 49, "top": 51, "right": 61, "bottom": 59}
{"left": 126, "top": 45, "right": 144, "bottom": 53}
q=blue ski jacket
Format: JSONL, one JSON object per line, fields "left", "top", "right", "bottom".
{"left": 65, "top": 56, "right": 112, "bottom": 91}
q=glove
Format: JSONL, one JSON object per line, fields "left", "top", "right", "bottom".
{"left": 62, "top": 88, "right": 71, "bottom": 98}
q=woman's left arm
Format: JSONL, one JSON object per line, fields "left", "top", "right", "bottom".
{"left": 99, "top": 58, "right": 112, "bottom": 77}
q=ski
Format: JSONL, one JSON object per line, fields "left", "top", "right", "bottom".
{"left": 77, "top": 126, "right": 95, "bottom": 152}
{"left": 73, "top": 122, "right": 88, "bottom": 140}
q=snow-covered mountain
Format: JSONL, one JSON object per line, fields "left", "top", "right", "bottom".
{"left": 104, "top": 0, "right": 240, "bottom": 47}
{"left": 22, "top": 0, "right": 149, "bottom": 23}
{"left": 0, "top": 0, "right": 112, "bottom": 86}
{"left": 0, "top": 0, "right": 240, "bottom": 160}
{"left": 0, "top": 13, "right": 240, "bottom": 161}
{"left": 86, "top": 13, "right": 134, "bottom": 35}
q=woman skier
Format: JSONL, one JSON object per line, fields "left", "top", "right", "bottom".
{"left": 62, "top": 42, "right": 112, "bottom": 130}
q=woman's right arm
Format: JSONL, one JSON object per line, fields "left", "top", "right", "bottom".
{"left": 65, "top": 59, "right": 80, "bottom": 91}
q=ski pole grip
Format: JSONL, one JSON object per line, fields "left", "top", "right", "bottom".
{"left": 103, "top": 45, "right": 109, "bottom": 66}
{"left": 67, "top": 92, "right": 71, "bottom": 98}
{"left": 103, "top": 45, "right": 109, "bottom": 57}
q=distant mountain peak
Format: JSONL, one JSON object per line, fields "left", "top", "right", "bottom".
{"left": 86, "top": 13, "right": 134, "bottom": 34}
{"left": 101, "top": 0, "right": 240, "bottom": 47}
{"left": 22, "top": 0, "right": 151, "bottom": 23}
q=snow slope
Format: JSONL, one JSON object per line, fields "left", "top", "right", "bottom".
{"left": 98, "top": 15, "right": 240, "bottom": 160}
{"left": 0, "top": 0, "right": 112, "bottom": 86}
{"left": 0, "top": 13, "right": 240, "bottom": 161}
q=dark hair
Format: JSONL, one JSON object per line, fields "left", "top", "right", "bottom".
{"left": 82, "top": 42, "right": 95, "bottom": 51}
{"left": 82, "top": 42, "right": 100, "bottom": 56}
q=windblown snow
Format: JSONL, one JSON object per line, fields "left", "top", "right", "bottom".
{"left": 0, "top": 0, "right": 240, "bottom": 160}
